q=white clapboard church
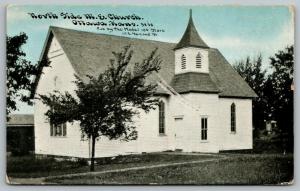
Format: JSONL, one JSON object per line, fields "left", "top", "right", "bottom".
{"left": 33, "top": 11, "right": 257, "bottom": 158}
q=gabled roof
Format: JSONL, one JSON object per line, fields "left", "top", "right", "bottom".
{"left": 208, "top": 49, "right": 257, "bottom": 98}
{"left": 34, "top": 26, "right": 257, "bottom": 98}
{"left": 174, "top": 10, "right": 209, "bottom": 50}
{"left": 7, "top": 114, "right": 34, "bottom": 126}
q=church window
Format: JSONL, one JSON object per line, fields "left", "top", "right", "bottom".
{"left": 159, "top": 101, "right": 165, "bottom": 134}
{"left": 54, "top": 76, "right": 58, "bottom": 87}
{"left": 231, "top": 103, "right": 236, "bottom": 132}
{"left": 196, "top": 52, "right": 202, "bottom": 68}
{"left": 181, "top": 54, "right": 186, "bottom": 69}
{"left": 50, "top": 122, "right": 67, "bottom": 137}
{"left": 201, "top": 117, "right": 208, "bottom": 140}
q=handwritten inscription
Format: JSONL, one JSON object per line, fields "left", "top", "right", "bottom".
{"left": 27, "top": 12, "right": 165, "bottom": 37}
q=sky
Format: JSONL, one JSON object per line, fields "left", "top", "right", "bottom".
{"left": 6, "top": 5, "right": 294, "bottom": 114}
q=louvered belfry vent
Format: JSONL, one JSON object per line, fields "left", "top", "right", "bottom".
{"left": 181, "top": 54, "right": 187, "bottom": 69}
{"left": 196, "top": 52, "right": 202, "bottom": 68}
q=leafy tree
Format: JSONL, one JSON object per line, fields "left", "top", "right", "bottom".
{"left": 266, "top": 45, "right": 294, "bottom": 153}
{"left": 39, "top": 45, "right": 161, "bottom": 171}
{"left": 234, "top": 46, "right": 294, "bottom": 153}
{"left": 6, "top": 33, "right": 47, "bottom": 119}
{"left": 233, "top": 55, "right": 267, "bottom": 135}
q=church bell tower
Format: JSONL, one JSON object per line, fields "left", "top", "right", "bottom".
{"left": 174, "top": 10, "right": 210, "bottom": 75}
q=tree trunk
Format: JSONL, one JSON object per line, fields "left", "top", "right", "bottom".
{"left": 90, "top": 136, "right": 96, "bottom": 171}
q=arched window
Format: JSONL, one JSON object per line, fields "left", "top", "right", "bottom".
{"left": 231, "top": 103, "right": 236, "bottom": 132}
{"left": 159, "top": 101, "right": 165, "bottom": 134}
{"left": 196, "top": 52, "right": 202, "bottom": 68}
{"left": 181, "top": 54, "right": 186, "bottom": 69}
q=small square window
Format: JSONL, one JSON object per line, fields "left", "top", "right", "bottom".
{"left": 50, "top": 123, "right": 67, "bottom": 137}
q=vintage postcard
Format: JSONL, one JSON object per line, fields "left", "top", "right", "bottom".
{"left": 6, "top": 5, "right": 294, "bottom": 185}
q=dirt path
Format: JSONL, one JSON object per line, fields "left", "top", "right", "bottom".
{"left": 8, "top": 154, "right": 228, "bottom": 185}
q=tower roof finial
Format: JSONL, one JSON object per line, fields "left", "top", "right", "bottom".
{"left": 174, "top": 9, "right": 209, "bottom": 50}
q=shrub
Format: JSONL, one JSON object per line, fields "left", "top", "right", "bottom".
{"left": 7, "top": 155, "right": 87, "bottom": 174}
{"left": 76, "top": 158, "right": 88, "bottom": 166}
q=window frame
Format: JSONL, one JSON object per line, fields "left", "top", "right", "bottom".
{"left": 158, "top": 101, "right": 166, "bottom": 135}
{"left": 50, "top": 122, "right": 67, "bottom": 137}
{"left": 231, "top": 103, "right": 236, "bottom": 133}
{"left": 201, "top": 117, "right": 208, "bottom": 140}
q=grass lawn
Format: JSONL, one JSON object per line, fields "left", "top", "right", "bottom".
{"left": 7, "top": 153, "right": 216, "bottom": 178}
{"left": 46, "top": 154, "right": 293, "bottom": 185}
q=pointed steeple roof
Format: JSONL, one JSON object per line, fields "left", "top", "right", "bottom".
{"left": 174, "top": 9, "right": 209, "bottom": 50}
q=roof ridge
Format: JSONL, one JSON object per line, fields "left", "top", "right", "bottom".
{"left": 32, "top": 25, "right": 257, "bottom": 99}
{"left": 49, "top": 26, "right": 222, "bottom": 52}
{"left": 50, "top": 26, "right": 177, "bottom": 46}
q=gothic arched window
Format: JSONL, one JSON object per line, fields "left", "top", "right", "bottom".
{"left": 231, "top": 103, "right": 236, "bottom": 132}
{"left": 196, "top": 52, "right": 202, "bottom": 68}
{"left": 181, "top": 54, "right": 186, "bottom": 69}
{"left": 159, "top": 101, "right": 165, "bottom": 134}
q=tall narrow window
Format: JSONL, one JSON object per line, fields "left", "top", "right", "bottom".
{"left": 181, "top": 54, "right": 186, "bottom": 69}
{"left": 159, "top": 101, "right": 165, "bottom": 134}
{"left": 201, "top": 117, "right": 208, "bottom": 140}
{"left": 196, "top": 52, "right": 202, "bottom": 68}
{"left": 54, "top": 76, "right": 58, "bottom": 88}
{"left": 50, "top": 123, "right": 54, "bottom": 136}
{"left": 62, "top": 123, "right": 67, "bottom": 136}
{"left": 231, "top": 103, "right": 236, "bottom": 132}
